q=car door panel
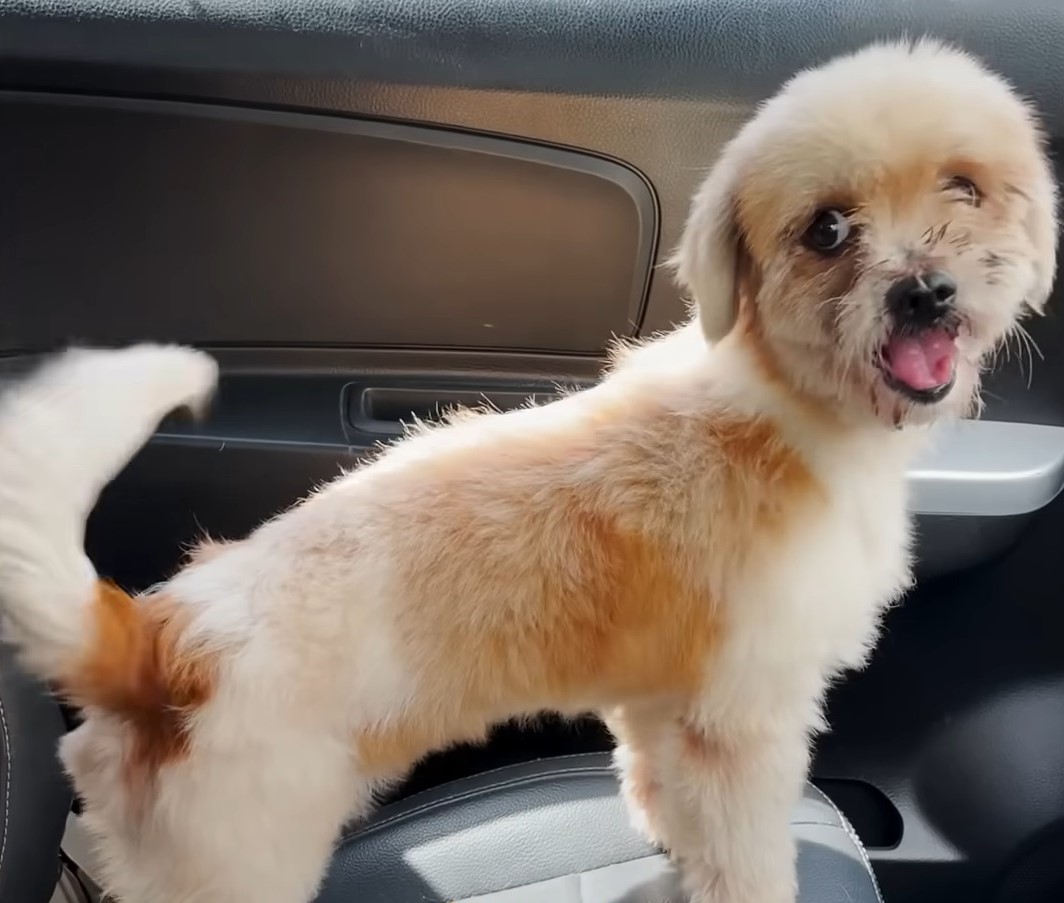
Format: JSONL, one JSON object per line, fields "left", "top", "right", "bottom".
{"left": 0, "top": 93, "right": 656, "bottom": 353}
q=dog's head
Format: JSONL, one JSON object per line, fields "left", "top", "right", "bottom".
{"left": 674, "top": 40, "right": 1058, "bottom": 426}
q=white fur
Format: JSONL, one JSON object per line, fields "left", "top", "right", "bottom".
{"left": 0, "top": 345, "right": 216, "bottom": 677}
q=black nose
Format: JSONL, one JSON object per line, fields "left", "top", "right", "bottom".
{"left": 886, "top": 271, "right": 957, "bottom": 325}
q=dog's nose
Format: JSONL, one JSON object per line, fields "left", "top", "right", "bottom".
{"left": 886, "top": 271, "right": 957, "bottom": 325}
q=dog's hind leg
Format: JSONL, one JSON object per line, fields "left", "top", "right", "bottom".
{"left": 604, "top": 699, "right": 688, "bottom": 851}
{"left": 68, "top": 724, "right": 374, "bottom": 903}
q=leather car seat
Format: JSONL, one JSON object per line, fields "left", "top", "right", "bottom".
{"left": 318, "top": 752, "right": 883, "bottom": 902}
{"left": 0, "top": 644, "right": 71, "bottom": 903}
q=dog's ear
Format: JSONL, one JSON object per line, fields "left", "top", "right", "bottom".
{"left": 1023, "top": 142, "right": 1060, "bottom": 315}
{"left": 670, "top": 153, "right": 751, "bottom": 342}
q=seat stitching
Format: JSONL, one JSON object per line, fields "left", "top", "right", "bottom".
{"left": 342, "top": 759, "right": 612, "bottom": 843}
{"left": 359, "top": 752, "right": 607, "bottom": 822}
{"left": 387, "top": 752, "right": 608, "bottom": 810}
{"left": 341, "top": 763, "right": 882, "bottom": 903}
{"left": 806, "top": 784, "right": 884, "bottom": 903}
{"left": 344, "top": 756, "right": 867, "bottom": 852}
{"left": 0, "top": 693, "right": 11, "bottom": 881}
{"left": 343, "top": 756, "right": 852, "bottom": 854}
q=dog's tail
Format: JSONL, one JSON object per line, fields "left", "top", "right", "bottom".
{"left": 0, "top": 345, "right": 218, "bottom": 688}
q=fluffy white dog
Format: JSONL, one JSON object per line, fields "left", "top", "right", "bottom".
{"left": 0, "top": 39, "right": 1055, "bottom": 903}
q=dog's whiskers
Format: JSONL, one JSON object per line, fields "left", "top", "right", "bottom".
{"left": 1011, "top": 322, "right": 1043, "bottom": 388}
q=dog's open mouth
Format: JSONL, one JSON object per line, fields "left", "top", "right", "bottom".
{"left": 878, "top": 326, "right": 958, "bottom": 404}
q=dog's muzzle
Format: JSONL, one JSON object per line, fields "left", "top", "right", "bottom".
{"left": 879, "top": 270, "right": 959, "bottom": 404}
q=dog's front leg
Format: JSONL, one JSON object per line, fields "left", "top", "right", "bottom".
{"left": 670, "top": 716, "right": 810, "bottom": 903}
{"left": 610, "top": 700, "right": 810, "bottom": 903}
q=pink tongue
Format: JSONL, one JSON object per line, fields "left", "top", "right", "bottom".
{"left": 883, "top": 328, "right": 958, "bottom": 391}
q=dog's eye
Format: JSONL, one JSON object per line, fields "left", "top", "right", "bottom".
{"left": 804, "top": 209, "right": 852, "bottom": 255}
{"left": 944, "top": 175, "right": 982, "bottom": 207}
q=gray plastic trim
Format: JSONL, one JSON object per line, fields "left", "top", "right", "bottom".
{"left": 908, "top": 420, "right": 1064, "bottom": 517}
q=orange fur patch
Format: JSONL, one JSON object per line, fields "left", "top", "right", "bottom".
{"left": 711, "top": 415, "right": 824, "bottom": 531}
{"left": 63, "top": 581, "right": 216, "bottom": 782}
{"left": 357, "top": 512, "right": 717, "bottom": 776}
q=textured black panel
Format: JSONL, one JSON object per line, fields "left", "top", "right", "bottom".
{"left": 0, "top": 1, "right": 1061, "bottom": 112}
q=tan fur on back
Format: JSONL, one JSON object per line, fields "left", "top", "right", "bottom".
{"left": 356, "top": 392, "right": 824, "bottom": 773}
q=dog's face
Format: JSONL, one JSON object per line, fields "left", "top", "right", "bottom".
{"left": 675, "top": 41, "right": 1059, "bottom": 426}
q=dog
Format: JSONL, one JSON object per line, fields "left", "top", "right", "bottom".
{"left": 0, "top": 38, "right": 1055, "bottom": 903}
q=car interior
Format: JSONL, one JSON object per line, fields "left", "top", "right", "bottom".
{"left": 2, "top": 1, "right": 1064, "bottom": 901}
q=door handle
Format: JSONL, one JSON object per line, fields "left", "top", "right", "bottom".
{"left": 348, "top": 384, "right": 560, "bottom": 437}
